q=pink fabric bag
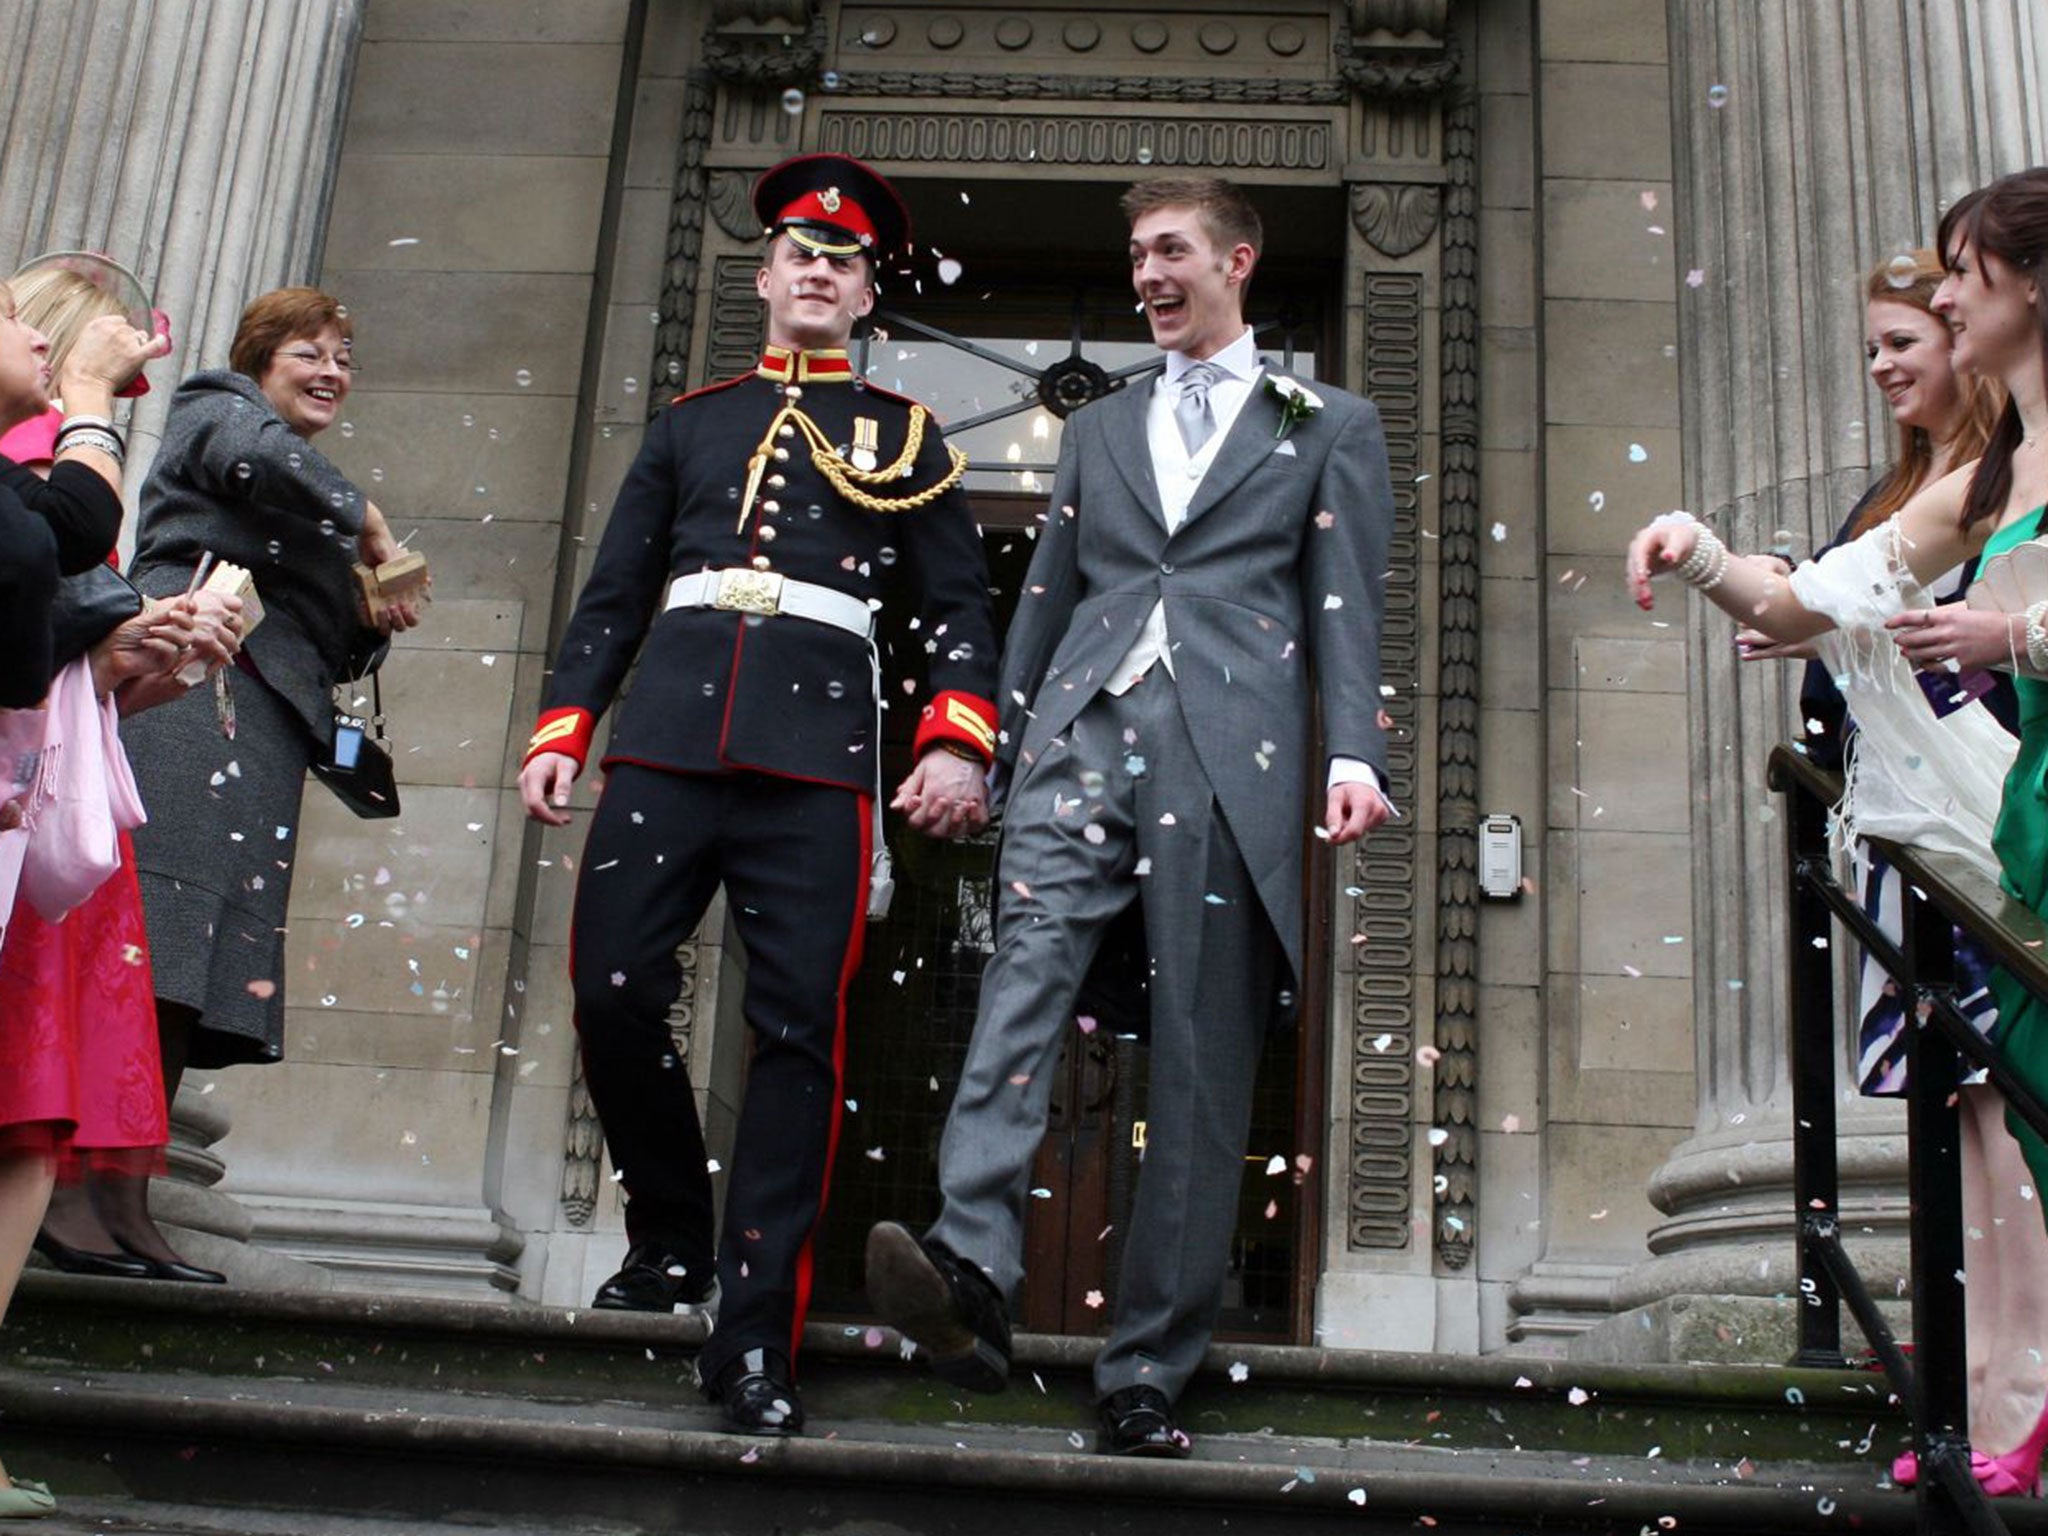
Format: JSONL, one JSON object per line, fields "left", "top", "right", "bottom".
{"left": 3, "top": 658, "right": 146, "bottom": 940}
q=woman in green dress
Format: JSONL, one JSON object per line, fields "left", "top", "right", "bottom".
{"left": 1630, "top": 165, "right": 2048, "bottom": 1495}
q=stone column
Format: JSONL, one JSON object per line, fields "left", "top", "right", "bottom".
{"left": 1580, "top": 1, "right": 2048, "bottom": 1361}
{"left": 0, "top": 0, "right": 363, "bottom": 1284}
{"left": 0, "top": 0, "right": 364, "bottom": 495}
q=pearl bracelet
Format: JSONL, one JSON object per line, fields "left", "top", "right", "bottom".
{"left": 1675, "top": 523, "right": 1730, "bottom": 591}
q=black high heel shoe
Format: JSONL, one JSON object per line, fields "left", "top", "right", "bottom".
{"left": 32, "top": 1229, "right": 152, "bottom": 1279}
{"left": 113, "top": 1237, "right": 225, "bottom": 1285}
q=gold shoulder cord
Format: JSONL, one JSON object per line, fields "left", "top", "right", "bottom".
{"left": 737, "top": 403, "right": 968, "bottom": 532}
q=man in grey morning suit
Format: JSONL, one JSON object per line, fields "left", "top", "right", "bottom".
{"left": 867, "top": 176, "right": 1395, "bottom": 1456}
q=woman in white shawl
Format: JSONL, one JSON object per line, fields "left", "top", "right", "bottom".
{"left": 1629, "top": 170, "right": 2048, "bottom": 1497}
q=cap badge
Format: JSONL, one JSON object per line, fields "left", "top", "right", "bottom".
{"left": 820, "top": 186, "right": 843, "bottom": 214}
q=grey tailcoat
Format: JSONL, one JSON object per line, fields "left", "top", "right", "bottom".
{"left": 995, "top": 365, "right": 1394, "bottom": 991}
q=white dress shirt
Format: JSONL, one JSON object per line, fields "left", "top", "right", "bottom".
{"left": 1105, "top": 327, "right": 1384, "bottom": 800}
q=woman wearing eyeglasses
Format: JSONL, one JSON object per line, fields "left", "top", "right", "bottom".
{"left": 118, "top": 289, "right": 422, "bottom": 1179}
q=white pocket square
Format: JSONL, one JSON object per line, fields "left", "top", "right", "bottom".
{"left": 1274, "top": 440, "right": 1298, "bottom": 457}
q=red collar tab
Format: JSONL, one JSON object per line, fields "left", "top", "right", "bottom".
{"left": 757, "top": 347, "right": 855, "bottom": 384}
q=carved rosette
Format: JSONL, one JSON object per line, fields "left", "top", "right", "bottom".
{"left": 1431, "top": 91, "right": 1480, "bottom": 1272}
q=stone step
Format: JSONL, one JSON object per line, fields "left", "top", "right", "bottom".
{"left": 2, "top": 1274, "right": 2033, "bottom": 1535}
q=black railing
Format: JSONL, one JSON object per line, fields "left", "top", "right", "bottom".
{"left": 1773, "top": 744, "right": 2048, "bottom": 1536}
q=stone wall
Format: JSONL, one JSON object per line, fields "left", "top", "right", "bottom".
{"left": 1504, "top": 0, "right": 1694, "bottom": 1350}
{"left": 216, "top": 0, "right": 651, "bottom": 1293}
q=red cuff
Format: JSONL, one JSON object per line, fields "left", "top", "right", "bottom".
{"left": 523, "top": 707, "right": 595, "bottom": 772}
{"left": 914, "top": 690, "right": 997, "bottom": 766}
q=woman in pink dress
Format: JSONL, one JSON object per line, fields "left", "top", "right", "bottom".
{"left": 0, "top": 256, "right": 229, "bottom": 1285}
{"left": 0, "top": 273, "right": 174, "bottom": 1519}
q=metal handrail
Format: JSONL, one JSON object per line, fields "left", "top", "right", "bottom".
{"left": 1770, "top": 743, "right": 2048, "bottom": 1536}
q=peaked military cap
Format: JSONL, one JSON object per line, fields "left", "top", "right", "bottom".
{"left": 752, "top": 153, "right": 911, "bottom": 263}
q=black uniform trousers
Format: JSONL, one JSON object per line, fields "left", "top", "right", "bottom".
{"left": 571, "top": 762, "right": 869, "bottom": 1384}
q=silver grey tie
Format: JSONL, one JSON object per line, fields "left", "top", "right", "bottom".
{"left": 1174, "top": 360, "right": 1223, "bottom": 455}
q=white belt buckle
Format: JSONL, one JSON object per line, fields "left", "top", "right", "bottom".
{"left": 713, "top": 567, "right": 784, "bottom": 617}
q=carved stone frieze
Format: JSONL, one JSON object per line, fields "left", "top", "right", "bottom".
{"left": 1351, "top": 182, "right": 1441, "bottom": 256}
{"left": 1351, "top": 0, "right": 1449, "bottom": 38}
{"left": 824, "top": 70, "right": 1348, "bottom": 105}
{"left": 705, "top": 0, "right": 827, "bottom": 86}
{"left": 817, "top": 111, "right": 1332, "bottom": 170}
{"left": 709, "top": 255, "right": 769, "bottom": 380}
{"left": 1351, "top": 269, "right": 1425, "bottom": 1252}
{"left": 560, "top": 945, "right": 705, "bottom": 1226}
{"left": 707, "top": 169, "right": 765, "bottom": 242}
{"left": 1431, "top": 92, "right": 1480, "bottom": 1272}
{"left": 649, "top": 70, "right": 718, "bottom": 413}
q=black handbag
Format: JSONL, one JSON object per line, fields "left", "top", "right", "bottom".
{"left": 310, "top": 670, "right": 400, "bottom": 819}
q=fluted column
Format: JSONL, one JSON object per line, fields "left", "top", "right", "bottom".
{"left": 1596, "top": 1, "right": 2048, "bottom": 1353}
{"left": 0, "top": 0, "right": 363, "bottom": 496}
{"left": 0, "top": 0, "right": 361, "bottom": 1285}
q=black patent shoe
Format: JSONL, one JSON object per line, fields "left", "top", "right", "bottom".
{"left": 592, "top": 1243, "right": 718, "bottom": 1315}
{"left": 114, "top": 1238, "right": 226, "bottom": 1285}
{"left": 1097, "top": 1385, "right": 1192, "bottom": 1458}
{"left": 32, "top": 1229, "right": 153, "bottom": 1279}
{"left": 707, "top": 1348, "right": 804, "bottom": 1437}
{"left": 864, "top": 1221, "right": 1011, "bottom": 1393}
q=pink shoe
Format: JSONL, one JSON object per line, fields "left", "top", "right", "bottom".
{"left": 1891, "top": 1448, "right": 1999, "bottom": 1489}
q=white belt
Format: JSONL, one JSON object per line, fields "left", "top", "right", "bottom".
{"left": 666, "top": 569, "right": 874, "bottom": 638}
{"left": 666, "top": 566, "right": 894, "bottom": 920}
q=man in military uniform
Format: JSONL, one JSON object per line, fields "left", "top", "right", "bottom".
{"left": 518, "top": 153, "right": 998, "bottom": 1436}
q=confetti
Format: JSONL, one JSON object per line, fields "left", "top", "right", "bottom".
{"left": 1228, "top": 1361, "right": 1250, "bottom": 1383}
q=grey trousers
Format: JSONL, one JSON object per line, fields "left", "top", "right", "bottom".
{"left": 928, "top": 670, "right": 1277, "bottom": 1401}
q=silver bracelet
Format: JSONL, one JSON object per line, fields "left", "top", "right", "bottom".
{"left": 55, "top": 426, "right": 124, "bottom": 463}
{"left": 56, "top": 412, "right": 116, "bottom": 436}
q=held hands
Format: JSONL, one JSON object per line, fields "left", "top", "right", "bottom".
{"left": 892, "top": 747, "right": 989, "bottom": 840}
{"left": 98, "top": 592, "right": 245, "bottom": 714}
{"left": 519, "top": 751, "right": 579, "bottom": 827}
{"left": 89, "top": 597, "right": 193, "bottom": 697}
{"left": 1735, "top": 626, "right": 1818, "bottom": 663}
{"left": 1884, "top": 606, "right": 2018, "bottom": 674}
{"left": 1625, "top": 516, "right": 1701, "bottom": 610}
{"left": 1324, "top": 781, "right": 1390, "bottom": 846}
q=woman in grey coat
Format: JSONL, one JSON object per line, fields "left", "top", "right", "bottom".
{"left": 122, "top": 287, "right": 421, "bottom": 1094}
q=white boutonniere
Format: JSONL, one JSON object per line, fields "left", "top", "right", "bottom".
{"left": 1265, "top": 375, "right": 1323, "bottom": 440}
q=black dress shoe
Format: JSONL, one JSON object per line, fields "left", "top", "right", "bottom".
{"left": 1097, "top": 1385, "right": 1192, "bottom": 1458}
{"left": 114, "top": 1240, "right": 226, "bottom": 1285}
{"left": 592, "top": 1243, "right": 718, "bottom": 1314}
{"left": 32, "top": 1230, "right": 153, "bottom": 1279}
{"left": 864, "top": 1221, "right": 1011, "bottom": 1393}
{"left": 707, "top": 1348, "right": 804, "bottom": 1436}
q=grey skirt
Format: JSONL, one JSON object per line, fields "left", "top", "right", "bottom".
{"left": 121, "top": 662, "right": 321, "bottom": 1068}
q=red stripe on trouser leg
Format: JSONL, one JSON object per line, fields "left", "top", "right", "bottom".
{"left": 787, "top": 792, "right": 870, "bottom": 1362}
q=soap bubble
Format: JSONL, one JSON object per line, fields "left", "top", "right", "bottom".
{"left": 515, "top": 367, "right": 533, "bottom": 387}
{"left": 1136, "top": 147, "right": 1154, "bottom": 165}
{"left": 781, "top": 88, "right": 805, "bottom": 115}
{"left": 822, "top": 70, "right": 843, "bottom": 90}
{"left": 1886, "top": 252, "right": 1919, "bottom": 289}
{"left": 622, "top": 377, "right": 639, "bottom": 395}
{"left": 1707, "top": 83, "right": 1730, "bottom": 107}
{"left": 339, "top": 421, "right": 354, "bottom": 438}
